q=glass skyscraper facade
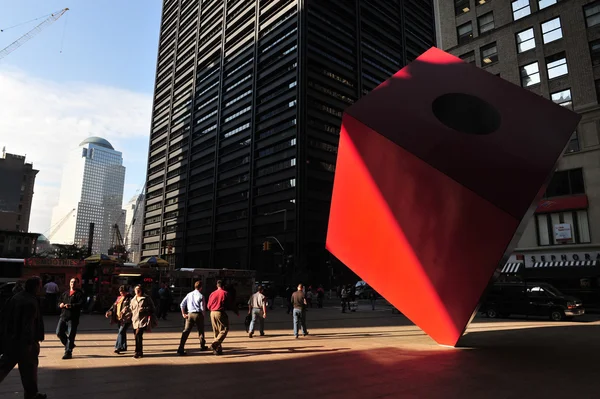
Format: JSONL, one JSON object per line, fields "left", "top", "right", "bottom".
{"left": 143, "top": 0, "right": 435, "bottom": 282}
{"left": 51, "top": 137, "right": 126, "bottom": 254}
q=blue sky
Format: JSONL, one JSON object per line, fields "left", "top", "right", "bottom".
{"left": 0, "top": 0, "right": 163, "bottom": 234}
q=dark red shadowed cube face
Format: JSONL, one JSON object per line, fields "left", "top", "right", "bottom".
{"left": 326, "top": 47, "right": 581, "bottom": 347}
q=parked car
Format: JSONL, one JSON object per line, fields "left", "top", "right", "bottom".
{"left": 480, "top": 281, "right": 584, "bottom": 321}
{"left": 0, "top": 282, "right": 16, "bottom": 309}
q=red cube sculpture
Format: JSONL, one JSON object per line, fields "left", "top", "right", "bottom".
{"left": 326, "top": 47, "right": 581, "bottom": 347}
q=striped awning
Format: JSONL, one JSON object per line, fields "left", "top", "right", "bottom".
{"left": 501, "top": 262, "right": 522, "bottom": 273}
{"left": 530, "top": 260, "right": 598, "bottom": 268}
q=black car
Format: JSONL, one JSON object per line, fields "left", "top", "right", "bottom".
{"left": 480, "top": 281, "right": 584, "bottom": 321}
{"left": 0, "top": 282, "right": 17, "bottom": 309}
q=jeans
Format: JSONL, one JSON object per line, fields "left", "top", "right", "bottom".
{"left": 0, "top": 342, "right": 40, "bottom": 398}
{"left": 293, "top": 308, "right": 307, "bottom": 337}
{"left": 115, "top": 323, "right": 130, "bottom": 351}
{"left": 134, "top": 327, "right": 146, "bottom": 355}
{"left": 56, "top": 319, "right": 79, "bottom": 354}
{"left": 249, "top": 308, "right": 264, "bottom": 334}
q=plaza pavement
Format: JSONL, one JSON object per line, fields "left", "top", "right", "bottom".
{"left": 1, "top": 300, "right": 599, "bottom": 399}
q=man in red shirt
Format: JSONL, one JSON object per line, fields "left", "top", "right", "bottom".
{"left": 206, "top": 280, "right": 238, "bottom": 355}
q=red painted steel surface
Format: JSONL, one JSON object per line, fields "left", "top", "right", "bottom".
{"left": 326, "top": 47, "right": 581, "bottom": 346}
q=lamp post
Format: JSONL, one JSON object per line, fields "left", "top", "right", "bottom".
{"left": 263, "top": 209, "right": 288, "bottom": 284}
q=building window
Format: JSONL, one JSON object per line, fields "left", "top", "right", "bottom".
{"left": 538, "top": 0, "right": 557, "bottom": 10}
{"left": 520, "top": 62, "right": 540, "bottom": 87}
{"left": 478, "top": 12, "right": 495, "bottom": 34}
{"left": 545, "top": 169, "right": 585, "bottom": 198}
{"left": 546, "top": 52, "right": 568, "bottom": 79}
{"left": 457, "top": 22, "right": 473, "bottom": 44}
{"left": 551, "top": 88, "right": 572, "bottom": 109}
{"left": 584, "top": 1, "right": 600, "bottom": 28}
{"left": 590, "top": 39, "right": 600, "bottom": 66}
{"left": 455, "top": 0, "right": 470, "bottom": 15}
{"left": 536, "top": 210, "right": 591, "bottom": 245}
{"left": 566, "top": 132, "right": 580, "bottom": 153}
{"left": 516, "top": 28, "right": 536, "bottom": 53}
{"left": 480, "top": 42, "right": 498, "bottom": 65}
{"left": 459, "top": 50, "right": 475, "bottom": 64}
{"left": 541, "top": 18, "right": 562, "bottom": 44}
{"left": 512, "top": 0, "right": 531, "bottom": 20}
{"left": 596, "top": 79, "right": 600, "bottom": 103}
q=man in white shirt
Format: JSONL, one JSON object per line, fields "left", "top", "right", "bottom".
{"left": 247, "top": 285, "right": 267, "bottom": 338}
{"left": 43, "top": 277, "right": 60, "bottom": 314}
{"left": 177, "top": 280, "right": 207, "bottom": 355}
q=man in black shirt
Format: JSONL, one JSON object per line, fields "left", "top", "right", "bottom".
{"left": 0, "top": 276, "right": 47, "bottom": 399}
{"left": 291, "top": 283, "right": 308, "bottom": 338}
{"left": 56, "top": 277, "right": 84, "bottom": 360}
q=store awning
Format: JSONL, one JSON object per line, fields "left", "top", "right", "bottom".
{"left": 531, "top": 260, "right": 598, "bottom": 268}
{"left": 501, "top": 262, "right": 522, "bottom": 273}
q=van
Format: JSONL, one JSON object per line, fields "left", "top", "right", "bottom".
{"left": 480, "top": 282, "right": 585, "bottom": 321}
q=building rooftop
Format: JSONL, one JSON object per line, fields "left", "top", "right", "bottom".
{"left": 80, "top": 136, "right": 114, "bottom": 150}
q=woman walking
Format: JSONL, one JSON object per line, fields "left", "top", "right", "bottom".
{"left": 129, "top": 285, "right": 156, "bottom": 359}
{"left": 105, "top": 285, "right": 132, "bottom": 354}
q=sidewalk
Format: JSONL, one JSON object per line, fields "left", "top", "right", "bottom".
{"left": 2, "top": 305, "right": 599, "bottom": 398}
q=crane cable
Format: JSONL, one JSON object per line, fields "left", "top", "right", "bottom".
{"left": 0, "top": 11, "right": 55, "bottom": 32}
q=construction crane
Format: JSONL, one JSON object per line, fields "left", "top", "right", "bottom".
{"left": 45, "top": 208, "right": 76, "bottom": 241}
{"left": 0, "top": 8, "right": 69, "bottom": 61}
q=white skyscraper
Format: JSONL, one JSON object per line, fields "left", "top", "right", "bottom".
{"left": 50, "top": 137, "right": 126, "bottom": 254}
{"left": 124, "top": 193, "right": 144, "bottom": 263}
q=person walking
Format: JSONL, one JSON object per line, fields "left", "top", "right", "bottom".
{"left": 340, "top": 286, "right": 348, "bottom": 313}
{"left": 105, "top": 285, "right": 132, "bottom": 354}
{"left": 130, "top": 285, "right": 156, "bottom": 359}
{"left": 177, "top": 280, "right": 208, "bottom": 355}
{"left": 247, "top": 285, "right": 267, "bottom": 338}
{"left": 56, "top": 277, "right": 84, "bottom": 360}
{"left": 0, "top": 276, "right": 47, "bottom": 399}
{"left": 43, "top": 277, "right": 60, "bottom": 314}
{"left": 291, "top": 283, "right": 308, "bottom": 338}
{"left": 316, "top": 285, "right": 325, "bottom": 308}
{"left": 369, "top": 290, "right": 377, "bottom": 311}
{"left": 158, "top": 283, "right": 172, "bottom": 320}
{"left": 206, "top": 280, "right": 238, "bottom": 355}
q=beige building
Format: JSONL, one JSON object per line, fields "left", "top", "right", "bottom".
{"left": 435, "top": 0, "right": 600, "bottom": 266}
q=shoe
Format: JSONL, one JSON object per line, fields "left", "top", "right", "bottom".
{"left": 62, "top": 352, "right": 72, "bottom": 360}
{"left": 133, "top": 353, "right": 143, "bottom": 359}
{"left": 249, "top": 332, "right": 253, "bottom": 338}
{"left": 295, "top": 335, "right": 299, "bottom": 339}
{"left": 176, "top": 350, "right": 186, "bottom": 356}
{"left": 200, "top": 345, "right": 208, "bottom": 351}
{"left": 260, "top": 332, "right": 265, "bottom": 336}
{"left": 304, "top": 332, "right": 309, "bottom": 336}
{"left": 114, "top": 349, "right": 121, "bottom": 354}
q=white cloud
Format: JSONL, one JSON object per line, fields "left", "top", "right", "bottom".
{"left": 0, "top": 67, "right": 152, "bottom": 234}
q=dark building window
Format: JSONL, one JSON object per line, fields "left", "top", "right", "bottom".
{"left": 520, "top": 62, "right": 540, "bottom": 87}
{"left": 544, "top": 169, "right": 585, "bottom": 198}
{"left": 516, "top": 28, "right": 535, "bottom": 53}
{"left": 480, "top": 42, "right": 498, "bottom": 65}
{"left": 551, "top": 88, "right": 572, "bottom": 109}
{"left": 512, "top": 0, "right": 531, "bottom": 20}
{"left": 546, "top": 52, "right": 568, "bottom": 79}
{"left": 459, "top": 50, "right": 475, "bottom": 64}
{"left": 590, "top": 39, "right": 600, "bottom": 66}
{"left": 566, "top": 132, "right": 580, "bottom": 153}
{"left": 457, "top": 22, "right": 473, "bottom": 44}
{"left": 541, "top": 18, "right": 562, "bottom": 44}
{"left": 538, "top": 0, "right": 558, "bottom": 10}
{"left": 585, "top": 1, "right": 600, "bottom": 28}
{"left": 455, "top": 0, "right": 470, "bottom": 15}
{"left": 478, "top": 12, "right": 494, "bottom": 34}
{"left": 596, "top": 79, "right": 600, "bottom": 103}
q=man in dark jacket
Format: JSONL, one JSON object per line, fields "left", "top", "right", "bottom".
{"left": 0, "top": 276, "right": 47, "bottom": 399}
{"left": 56, "top": 277, "right": 85, "bottom": 360}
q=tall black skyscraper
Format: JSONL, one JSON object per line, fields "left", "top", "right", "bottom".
{"left": 143, "top": 0, "right": 435, "bottom": 281}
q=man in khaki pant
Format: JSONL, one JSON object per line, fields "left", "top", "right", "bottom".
{"left": 206, "top": 280, "right": 238, "bottom": 355}
{"left": 177, "top": 280, "right": 207, "bottom": 355}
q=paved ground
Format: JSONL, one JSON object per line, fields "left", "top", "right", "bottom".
{"left": 1, "top": 300, "right": 599, "bottom": 398}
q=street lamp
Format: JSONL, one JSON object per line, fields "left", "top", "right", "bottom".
{"left": 263, "top": 209, "right": 289, "bottom": 284}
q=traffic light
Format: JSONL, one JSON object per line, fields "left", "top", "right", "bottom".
{"left": 266, "top": 241, "right": 272, "bottom": 251}
{"left": 262, "top": 242, "right": 268, "bottom": 251}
